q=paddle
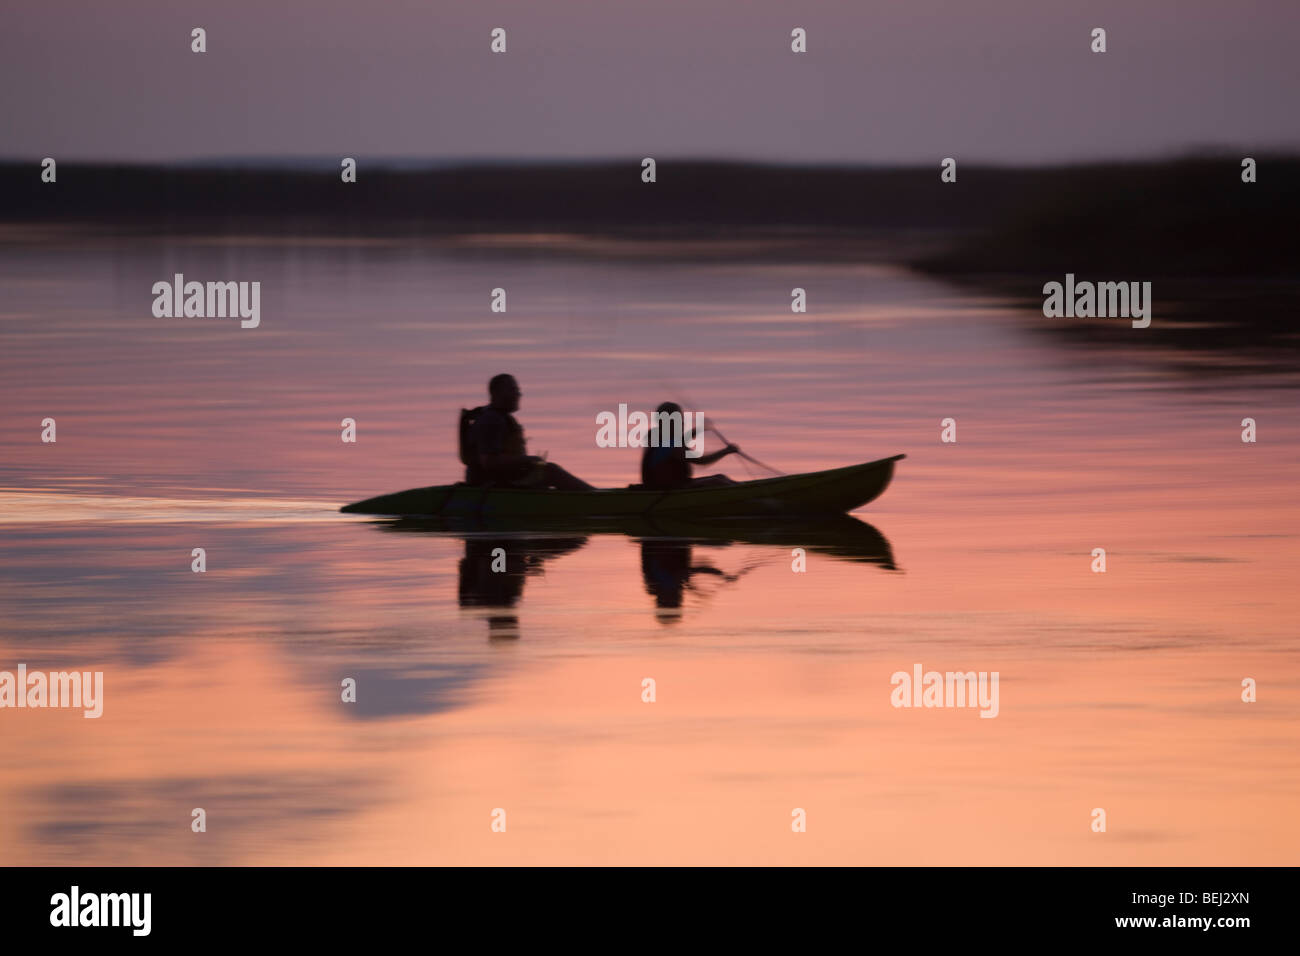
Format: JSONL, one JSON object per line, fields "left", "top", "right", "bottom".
{"left": 702, "top": 418, "right": 785, "bottom": 477}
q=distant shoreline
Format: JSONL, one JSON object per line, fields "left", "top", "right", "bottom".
{"left": 6, "top": 156, "right": 1295, "bottom": 362}
{"left": 6, "top": 155, "right": 1294, "bottom": 268}
{"left": 1, "top": 155, "right": 1289, "bottom": 261}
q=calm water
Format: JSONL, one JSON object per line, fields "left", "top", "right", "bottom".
{"left": 1, "top": 236, "right": 1297, "bottom": 864}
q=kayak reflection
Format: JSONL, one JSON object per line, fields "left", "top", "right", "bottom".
{"left": 373, "top": 515, "right": 897, "bottom": 633}
{"left": 637, "top": 515, "right": 897, "bottom": 625}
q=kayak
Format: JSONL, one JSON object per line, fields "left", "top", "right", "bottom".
{"left": 340, "top": 455, "right": 903, "bottom": 519}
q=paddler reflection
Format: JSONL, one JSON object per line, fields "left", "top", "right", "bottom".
{"left": 458, "top": 535, "right": 588, "bottom": 639}
{"left": 639, "top": 539, "right": 752, "bottom": 625}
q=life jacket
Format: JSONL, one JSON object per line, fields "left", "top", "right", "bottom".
{"left": 460, "top": 406, "right": 491, "bottom": 484}
{"left": 461, "top": 405, "right": 527, "bottom": 485}
{"left": 458, "top": 406, "right": 486, "bottom": 468}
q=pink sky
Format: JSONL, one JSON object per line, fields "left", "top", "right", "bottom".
{"left": 2, "top": 0, "right": 1297, "bottom": 163}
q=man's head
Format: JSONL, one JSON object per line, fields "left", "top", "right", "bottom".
{"left": 488, "top": 373, "right": 521, "bottom": 413}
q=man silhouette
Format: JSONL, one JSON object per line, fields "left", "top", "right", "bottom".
{"left": 464, "top": 374, "right": 595, "bottom": 491}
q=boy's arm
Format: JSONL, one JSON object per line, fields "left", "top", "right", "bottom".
{"left": 694, "top": 445, "right": 738, "bottom": 467}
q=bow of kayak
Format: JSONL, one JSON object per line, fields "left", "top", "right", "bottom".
{"left": 340, "top": 455, "right": 904, "bottom": 519}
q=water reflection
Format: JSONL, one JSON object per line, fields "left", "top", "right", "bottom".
{"left": 640, "top": 539, "right": 745, "bottom": 624}
{"left": 456, "top": 535, "right": 588, "bottom": 640}
{"left": 376, "top": 515, "right": 897, "bottom": 632}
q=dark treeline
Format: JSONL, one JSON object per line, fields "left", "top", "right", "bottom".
{"left": 4, "top": 157, "right": 1292, "bottom": 274}
{"left": 2, "top": 159, "right": 1021, "bottom": 237}
{"left": 914, "top": 156, "right": 1297, "bottom": 280}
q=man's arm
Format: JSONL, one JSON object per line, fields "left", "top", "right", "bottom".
{"left": 480, "top": 449, "right": 538, "bottom": 471}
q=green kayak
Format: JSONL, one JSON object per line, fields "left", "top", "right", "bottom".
{"left": 341, "top": 455, "right": 904, "bottom": 519}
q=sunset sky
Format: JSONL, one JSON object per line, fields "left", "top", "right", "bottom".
{"left": 3, "top": 0, "right": 1297, "bottom": 164}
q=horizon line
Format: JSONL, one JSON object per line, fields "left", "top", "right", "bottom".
{"left": 2, "top": 148, "right": 1295, "bottom": 173}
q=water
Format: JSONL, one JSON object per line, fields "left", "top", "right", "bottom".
{"left": 1, "top": 236, "right": 1297, "bottom": 864}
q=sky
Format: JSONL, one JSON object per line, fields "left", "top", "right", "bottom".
{"left": 2, "top": 0, "right": 1297, "bottom": 165}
